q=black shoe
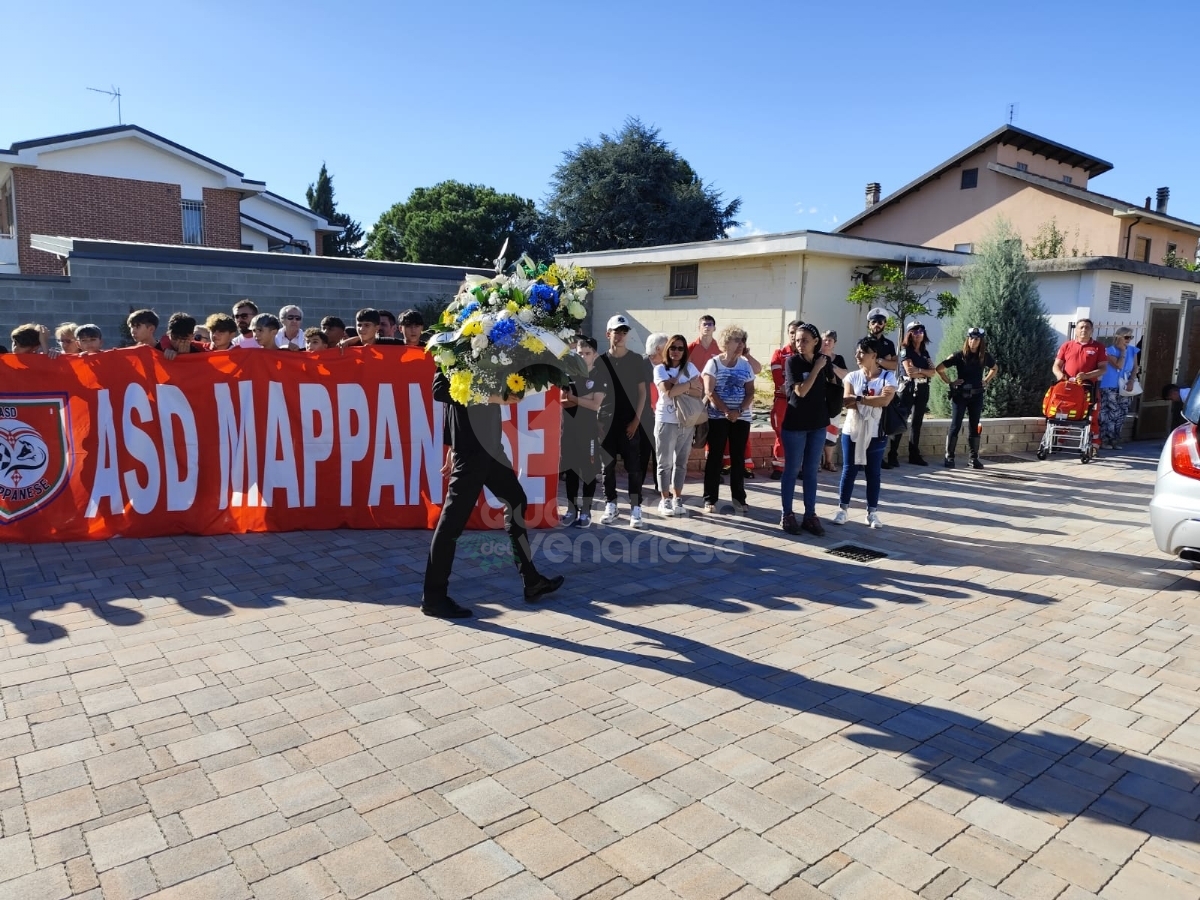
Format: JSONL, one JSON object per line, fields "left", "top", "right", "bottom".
{"left": 744, "top": 468, "right": 756, "bottom": 479}
{"left": 944, "top": 457, "right": 955, "bottom": 469}
{"left": 781, "top": 512, "right": 801, "bottom": 535}
{"left": 422, "top": 598, "right": 473, "bottom": 619}
{"left": 909, "top": 452, "right": 928, "bottom": 466}
{"left": 881, "top": 458, "right": 894, "bottom": 470}
{"left": 970, "top": 457, "right": 984, "bottom": 470}
{"left": 524, "top": 574, "right": 565, "bottom": 602}
{"left": 887, "top": 452, "right": 900, "bottom": 468}
{"left": 770, "top": 468, "right": 783, "bottom": 481}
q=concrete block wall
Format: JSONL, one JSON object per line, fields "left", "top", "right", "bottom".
{"left": 0, "top": 247, "right": 483, "bottom": 347}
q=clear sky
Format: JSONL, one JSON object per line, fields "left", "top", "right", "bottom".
{"left": 6, "top": 0, "right": 1196, "bottom": 243}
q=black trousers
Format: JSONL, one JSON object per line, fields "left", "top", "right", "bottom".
{"left": 423, "top": 449, "right": 539, "bottom": 603}
{"left": 602, "top": 426, "right": 643, "bottom": 506}
{"left": 704, "top": 418, "right": 750, "bottom": 504}
{"left": 890, "top": 381, "right": 930, "bottom": 455}
{"left": 946, "top": 393, "right": 984, "bottom": 460}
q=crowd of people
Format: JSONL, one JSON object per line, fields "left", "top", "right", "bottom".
{"left": 7, "top": 298, "right": 1155, "bottom": 551}
{"left": 3, "top": 301, "right": 430, "bottom": 359}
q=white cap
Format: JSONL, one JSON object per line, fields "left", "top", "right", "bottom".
{"left": 606, "top": 315, "right": 631, "bottom": 331}
{"left": 867, "top": 307, "right": 888, "bottom": 321}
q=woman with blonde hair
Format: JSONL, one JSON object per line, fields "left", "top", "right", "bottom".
{"left": 701, "top": 324, "right": 756, "bottom": 514}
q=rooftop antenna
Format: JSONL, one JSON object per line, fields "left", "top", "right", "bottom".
{"left": 1007, "top": 102, "right": 1019, "bottom": 125}
{"left": 86, "top": 85, "right": 122, "bottom": 125}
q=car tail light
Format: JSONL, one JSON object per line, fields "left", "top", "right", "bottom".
{"left": 1171, "top": 424, "right": 1200, "bottom": 479}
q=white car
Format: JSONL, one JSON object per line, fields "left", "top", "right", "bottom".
{"left": 1151, "top": 379, "right": 1200, "bottom": 562}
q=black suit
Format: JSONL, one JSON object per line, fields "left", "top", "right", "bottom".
{"left": 422, "top": 372, "right": 539, "bottom": 604}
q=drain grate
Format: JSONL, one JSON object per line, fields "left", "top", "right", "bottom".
{"left": 980, "top": 454, "right": 1029, "bottom": 464}
{"left": 826, "top": 544, "right": 888, "bottom": 562}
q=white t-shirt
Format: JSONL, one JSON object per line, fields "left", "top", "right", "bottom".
{"left": 653, "top": 361, "right": 701, "bottom": 425}
{"left": 841, "top": 369, "right": 897, "bottom": 434}
{"left": 276, "top": 331, "right": 304, "bottom": 351}
{"left": 703, "top": 356, "right": 756, "bottom": 422}
{"left": 233, "top": 334, "right": 261, "bottom": 349}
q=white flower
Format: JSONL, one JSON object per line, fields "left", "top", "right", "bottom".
{"left": 436, "top": 350, "right": 456, "bottom": 367}
{"left": 518, "top": 307, "right": 535, "bottom": 324}
{"left": 480, "top": 315, "right": 496, "bottom": 336}
{"left": 490, "top": 355, "right": 499, "bottom": 364}
{"left": 567, "top": 301, "right": 586, "bottom": 319}
{"left": 559, "top": 328, "right": 574, "bottom": 340}
{"left": 471, "top": 334, "right": 489, "bottom": 353}
{"left": 497, "top": 309, "right": 513, "bottom": 321}
{"left": 487, "top": 291, "right": 502, "bottom": 306}
{"left": 499, "top": 352, "right": 512, "bottom": 366}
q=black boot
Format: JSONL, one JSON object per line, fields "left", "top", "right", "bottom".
{"left": 968, "top": 435, "right": 982, "bottom": 469}
{"left": 944, "top": 456, "right": 955, "bottom": 469}
{"left": 908, "top": 443, "right": 927, "bottom": 466}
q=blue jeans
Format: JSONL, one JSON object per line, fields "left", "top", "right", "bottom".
{"left": 781, "top": 427, "right": 825, "bottom": 518}
{"left": 839, "top": 433, "right": 886, "bottom": 509}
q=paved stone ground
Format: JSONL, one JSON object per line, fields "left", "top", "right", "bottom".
{"left": 1, "top": 441, "right": 1197, "bottom": 899}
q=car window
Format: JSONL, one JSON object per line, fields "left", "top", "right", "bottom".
{"left": 1186, "top": 371, "right": 1200, "bottom": 424}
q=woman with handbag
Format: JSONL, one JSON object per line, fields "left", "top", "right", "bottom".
{"left": 936, "top": 327, "right": 998, "bottom": 469}
{"left": 654, "top": 334, "right": 704, "bottom": 517}
{"left": 886, "top": 321, "right": 935, "bottom": 468}
{"left": 780, "top": 323, "right": 835, "bottom": 536}
{"left": 1099, "top": 327, "right": 1139, "bottom": 451}
{"left": 834, "top": 338, "right": 896, "bottom": 530}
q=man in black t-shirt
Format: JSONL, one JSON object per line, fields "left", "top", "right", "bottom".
{"left": 597, "top": 315, "right": 649, "bottom": 529}
{"left": 865, "top": 308, "right": 898, "bottom": 372}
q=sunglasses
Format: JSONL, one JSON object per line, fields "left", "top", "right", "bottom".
{"left": 285, "top": 315, "right": 302, "bottom": 321}
{"left": 700, "top": 322, "right": 715, "bottom": 328}
{"left": 910, "top": 327, "right": 925, "bottom": 333}
{"left": 668, "top": 345, "right": 686, "bottom": 352}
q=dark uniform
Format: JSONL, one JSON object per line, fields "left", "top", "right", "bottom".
{"left": 422, "top": 372, "right": 560, "bottom": 616}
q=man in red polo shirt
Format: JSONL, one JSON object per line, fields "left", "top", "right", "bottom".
{"left": 1053, "top": 319, "right": 1108, "bottom": 384}
{"left": 768, "top": 320, "right": 800, "bottom": 478}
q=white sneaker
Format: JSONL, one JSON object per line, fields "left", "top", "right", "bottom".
{"left": 601, "top": 502, "right": 618, "bottom": 525}
{"left": 832, "top": 508, "right": 847, "bottom": 525}
{"left": 630, "top": 506, "right": 644, "bottom": 528}
{"left": 673, "top": 498, "right": 687, "bottom": 517}
{"left": 658, "top": 498, "right": 673, "bottom": 516}
{"left": 866, "top": 510, "right": 883, "bottom": 529}
{"left": 561, "top": 508, "right": 578, "bottom": 527}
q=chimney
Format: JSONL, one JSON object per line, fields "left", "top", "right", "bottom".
{"left": 1145, "top": 197, "right": 1152, "bottom": 210}
{"left": 1157, "top": 186, "right": 1170, "bottom": 214}
{"left": 865, "top": 182, "right": 881, "bottom": 209}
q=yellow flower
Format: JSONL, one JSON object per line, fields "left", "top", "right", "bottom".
{"left": 506, "top": 300, "right": 520, "bottom": 314}
{"left": 506, "top": 373, "right": 526, "bottom": 393}
{"left": 460, "top": 315, "right": 483, "bottom": 337}
{"left": 519, "top": 334, "right": 546, "bottom": 354}
{"left": 449, "top": 371, "right": 473, "bottom": 405}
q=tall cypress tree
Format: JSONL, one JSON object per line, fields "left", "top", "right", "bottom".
{"left": 306, "top": 163, "right": 365, "bottom": 258}
{"left": 930, "top": 218, "right": 1057, "bottom": 417}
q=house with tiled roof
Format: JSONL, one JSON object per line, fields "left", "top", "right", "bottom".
{"left": 836, "top": 125, "right": 1200, "bottom": 266}
{"left": 0, "top": 125, "right": 338, "bottom": 275}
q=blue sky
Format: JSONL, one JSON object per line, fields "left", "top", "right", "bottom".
{"left": 6, "top": 0, "right": 1196, "bottom": 242}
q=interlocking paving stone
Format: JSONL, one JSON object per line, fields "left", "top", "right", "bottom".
{"left": 2, "top": 444, "right": 1199, "bottom": 897}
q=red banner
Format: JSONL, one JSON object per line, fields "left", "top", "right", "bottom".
{"left": 0, "top": 347, "right": 561, "bottom": 542}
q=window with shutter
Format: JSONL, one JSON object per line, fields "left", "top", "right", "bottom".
{"left": 1134, "top": 236, "right": 1151, "bottom": 263}
{"left": 1108, "top": 282, "right": 1133, "bottom": 314}
{"left": 669, "top": 264, "right": 698, "bottom": 297}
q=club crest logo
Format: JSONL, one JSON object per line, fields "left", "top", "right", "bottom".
{"left": 0, "top": 396, "right": 72, "bottom": 523}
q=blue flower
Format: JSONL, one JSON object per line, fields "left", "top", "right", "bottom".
{"left": 456, "top": 300, "right": 480, "bottom": 324}
{"left": 529, "top": 283, "right": 559, "bottom": 313}
{"left": 490, "top": 317, "right": 518, "bottom": 348}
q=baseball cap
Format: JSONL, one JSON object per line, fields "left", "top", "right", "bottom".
{"left": 867, "top": 307, "right": 888, "bottom": 321}
{"left": 606, "top": 315, "right": 631, "bottom": 331}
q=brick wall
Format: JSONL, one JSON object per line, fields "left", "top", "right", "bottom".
{"left": 13, "top": 169, "right": 184, "bottom": 275}
{"left": 201, "top": 188, "right": 242, "bottom": 250}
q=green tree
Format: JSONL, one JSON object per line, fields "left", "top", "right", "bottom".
{"left": 544, "top": 118, "right": 741, "bottom": 252}
{"left": 306, "top": 163, "right": 365, "bottom": 258}
{"left": 1026, "top": 218, "right": 1089, "bottom": 259}
{"left": 930, "top": 218, "right": 1058, "bottom": 417}
{"left": 846, "top": 262, "right": 958, "bottom": 346}
{"left": 364, "top": 181, "right": 548, "bottom": 266}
